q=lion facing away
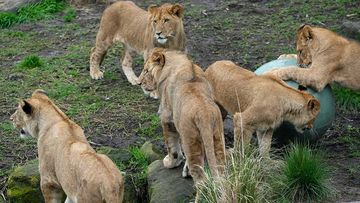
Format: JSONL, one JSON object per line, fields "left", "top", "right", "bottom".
{"left": 89, "top": 1, "right": 186, "bottom": 87}
{"left": 138, "top": 48, "right": 226, "bottom": 196}
{"left": 267, "top": 25, "right": 360, "bottom": 92}
{"left": 10, "top": 90, "right": 124, "bottom": 203}
{"left": 205, "top": 61, "right": 320, "bottom": 157}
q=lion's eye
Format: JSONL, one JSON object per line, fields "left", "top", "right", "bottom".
{"left": 153, "top": 20, "right": 157, "bottom": 23}
{"left": 164, "top": 19, "right": 169, "bottom": 23}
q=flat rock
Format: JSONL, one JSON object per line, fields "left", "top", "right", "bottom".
{"left": 140, "top": 141, "right": 162, "bottom": 162}
{"left": 0, "top": 0, "right": 40, "bottom": 12}
{"left": 148, "top": 160, "right": 195, "bottom": 203}
{"left": 342, "top": 21, "right": 360, "bottom": 35}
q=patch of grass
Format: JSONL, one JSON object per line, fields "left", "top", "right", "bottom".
{"left": 18, "top": 55, "right": 44, "bottom": 69}
{"left": 127, "top": 147, "right": 150, "bottom": 186}
{"left": 0, "top": 0, "right": 66, "bottom": 28}
{"left": 63, "top": 7, "right": 76, "bottom": 22}
{"left": 333, "top": 85, "right": 360, "bottom": 111}
{"left": 278, "top": 144, "right": 333, "bottom": 202}
{"left": 338, "top": 132, "right": 360, "bottom": 157}
{"left": 0, "top": 121, "right": 13, "bottom": 135}
{"left": 137, "top": 113, "right": 161, "bottom": 138}
{"left": 197, "top": 147, "right": 283, "bottom": 203}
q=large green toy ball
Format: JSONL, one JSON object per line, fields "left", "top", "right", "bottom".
{"left": 255, "top": 58, "right": 336, "bottom": 142}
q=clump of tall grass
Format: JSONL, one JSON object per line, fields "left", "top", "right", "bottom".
{"left": 276, "top": 144, "right": 333, "bottom": 202}
{"left": 196, "top": 146, "right": 283, "bottom": 203}
{"left": 0, "top": 0, "right": 65, "bottom": 28}
{"left": 333, "top": 85, "right": 360, "bottom": 112}
{"left": 18, "top": 55, "right": 44, "bottom": 69}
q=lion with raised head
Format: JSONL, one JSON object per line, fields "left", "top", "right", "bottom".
{"left": 10, "top": 90, "right": 124, "bottom": 203}
{"left": 138, "top": 48, "right": 226, "bottom": 200}
{"left": 267, "top": 24, "right": 360, "bottom": 92}
{"left": 205, "top": 61, "right": 320, "bottom": 157}
{"left": 89, "top": 1, "right": 186, "bottom": 87}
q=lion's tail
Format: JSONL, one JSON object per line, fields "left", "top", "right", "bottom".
{"left": 198, "top": 106, "right": 226, "bottom": 178}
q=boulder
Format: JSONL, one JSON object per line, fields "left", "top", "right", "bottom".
{"left": 148, "top": 160, "right": 195, "bottom": 203}
{"left": 140, "top": 141, "right": 162, "bottom": 162}
{"left": 6, "top": 159, "right": 44, "bottom": 203}
{"left": 0, "top": 0, "right": 40, "bottom": 12}
{"left": 342, "top": 20, "right": 360, "bottom": 35}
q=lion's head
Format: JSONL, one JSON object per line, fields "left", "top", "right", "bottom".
{"left": 296, "top": 24, "right": 316, "bottom": 68}
{"left": 10, "top": 89, "right": 49, "bottom": 138}
{"left": 291, "top": 95, "right": 320, "bottom": 133}
{"left": 139, "top": 48, "right": 166, "bottom": 92}
{"left": 148, "top": 3, "right": 184, "bottom": 45}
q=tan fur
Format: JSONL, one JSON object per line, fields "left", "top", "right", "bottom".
{"left": 89, "top": 1, "right": 186, "bottom": 89}
{"left": 268, "top": 25, "right": 360, "bottom": 92}
{"left": 205, "top": 61, "right": 321, "bottom": 157}
{"left": 138, "top": 49, "right": 226, "bottom": 195}
{"left": 10, "top": 90, "right": 124, "bottom": 203}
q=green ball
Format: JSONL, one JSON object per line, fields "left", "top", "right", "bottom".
{"left": 255, "top": 58, "right": 335, "bottom": 142}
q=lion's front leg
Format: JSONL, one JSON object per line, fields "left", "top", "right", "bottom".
{"left": 256, "top": 129, "right": 273, "bottom": 159}
{"left": 161, "top": 121, "right": 184, "bottom": 168}
{"left": 233, "top": 112, "right": 253, "bottom": 153}
{"left": 266, "top": 67, "right": 329, "bottom": 92}
{"left": 121, "top": 48, "right": 139, "bottom": 85}
{"left": 40, "top": 179, "right": 64, "bottom": 203}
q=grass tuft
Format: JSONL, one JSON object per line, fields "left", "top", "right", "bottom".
{"left": 333, "top": 85, "right": 360, "bottom": 112}
{"left": 0, "top": 0, "right": 65, "bottom": 28}
{"left": 279, "top": 144, "right": 333, "bottom": 202}
{"left": 18, "top": 55, "right": 43, "bottom": 69}
{"left": 63, "top": 7, "right": 76, "bottom": 22}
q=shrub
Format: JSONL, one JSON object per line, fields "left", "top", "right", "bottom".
{"left": 18, "top": 55, "right": 43, "bottom": 69}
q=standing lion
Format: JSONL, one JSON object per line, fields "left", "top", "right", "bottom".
{"left": 89, "top": 1, "right": 186, "bottom": 91}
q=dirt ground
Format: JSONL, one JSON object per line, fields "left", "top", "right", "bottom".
{"left": 0, "top": 0, "right": 360, "bottom": 202}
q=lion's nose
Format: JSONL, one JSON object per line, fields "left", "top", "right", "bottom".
{"left": 156, "top": 31, "right": 162, "bottom": 36}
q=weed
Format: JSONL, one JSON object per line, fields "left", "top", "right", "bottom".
{"left": 18, "top": 55, "right": 43, "bottom": 69}
{"left": 128, "top": 147, "right": 150, "bottom": 186}
{"left": 333, "top": 85, "right": 360, "bottom": 111}
{"left": 278, "top": 144, "right": 333, "bottom": 202}
{"left": 0, "top": 0, "right": 65, "bottom": 28}
{"left": 63, "top": 7, "right": 76, "bottom": 22}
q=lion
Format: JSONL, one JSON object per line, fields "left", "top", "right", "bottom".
{"left": 10, "top": 89, "right": 124, "bottom": 203}
{"left": 89, "top": 1, "right": 186, "bottom": 88}
{"left": 138, "top": 48, "right": 226, "bottom": 200}
{"left": 267, "top": 24, "right": 360, "bottom": 92}
{"left": 205, "top": 60, "right": 321, "bottom": 157}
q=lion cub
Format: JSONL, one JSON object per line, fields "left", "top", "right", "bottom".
{"left": 89, "top": 1, "right": 186, "bottom": 86}
{"left": 205, "top": 61, "right": 320, "bottom": 157}
{"left": 10, "top": 90, "right": 124, "bottom": 203}
{"left": 267, "top": 24, "right": 360, "bottom": 92}
{"left": 138, "top": 48, "right": 226, "bottom": 190}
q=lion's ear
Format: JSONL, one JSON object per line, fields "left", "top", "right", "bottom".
{"left": 307, "top": 98, "right": 320, "bottom": 114}
{"left": 301, "top": 25, "right": 313, "bottom": 41}
{"left": 151, "top": 51, "right": 165, "bottom": 67}
{"left": 148, "top": 5, "right": 158, "bottom": 15}
{"left": 170, "top": 4, "right": 184, "bottom": 18}
{"left": 21, "top": 100, "right": 33, "bottom": 115}
{"left": 32, "top": 89, "right": 47, "bottom": 96}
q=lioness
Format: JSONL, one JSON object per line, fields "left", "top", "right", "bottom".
{"left": 89, "top": 1, "right": 186, "bottom": 87}
{"left": 10, "top": 90, "right": 124, "bottom": 203}
{"left": 267, "top": 24, "right": 360, "bottom": 92}
{"left": 138, "top": 48, "right": 226, "bottom": 193}
{"left": 205, "top": 61, "right": 321, "bottom": 157}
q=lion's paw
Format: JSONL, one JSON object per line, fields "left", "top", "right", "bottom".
{"left": 163, "top": 154, "right": 183, "bottom": 168}
{"left": 90, "top": 70, "right": 104, "bottom": 80}
{"left": 149, "top": 91, "right": 159, "bottom": 99}
{"left": 182, "top": 162, "right": 191, "bottom": 178}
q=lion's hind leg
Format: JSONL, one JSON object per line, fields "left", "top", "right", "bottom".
{"left": 121, "top": 46, "right": 139, "bottom": 85}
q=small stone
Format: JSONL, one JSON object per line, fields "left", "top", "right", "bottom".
{"left": 140, "top": 141, "right": 162, "bottom": 162}
{"left": 342, "top": 21, "right": 360, "bottom": 35}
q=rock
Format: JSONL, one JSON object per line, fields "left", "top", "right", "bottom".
{"left": 6, "top": 159, "right": 44, "bottom": 203}
{"left": 0, "top": 0, "right": 40, "bottom": 12}
{"left": 140, "top": 141, "right": 163, "bottom": 162}
{"left": 148, "top": 160, "right": 195, "bottom": 203}
{"left": 342, "top": 20, "right": 360, "bottom": 35}
{"left": 96, "top": 146, "right": 132, "bottom": 165}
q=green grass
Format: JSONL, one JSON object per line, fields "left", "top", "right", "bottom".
{"left": 127, "top": 147, "right": 151, "bottom": 186}
{"left": 0, "top": 0, "right": 66, "bottom": 28}
{"left": 333, "top": 85, "right": 360, "bottom": 111}
{"left": 63, "top": 7, "right": 76, "bottom": 22}
{"left": 278, "top": 144, "right": 333, "bottom": 202}
{"left": 197, "top": 147, "right": 282, "bottom": 203}
{"left": 18, "top": 55, "right": 44, "bottom": 69}
{"left": 137, "top": 113, "right": 161, "bottom": 138}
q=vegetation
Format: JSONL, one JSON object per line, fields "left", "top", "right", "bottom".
{"left": 0, "top": 0, "right": 65, "bottom": 28}
{"left": 63, "top": 7, "right": 76, "bottom": 22}
{"left": 18, "top": 55, "right": 44, "bottom": 69}
{"left": 333, "top": 85, "right": 360, "bottom": 111}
